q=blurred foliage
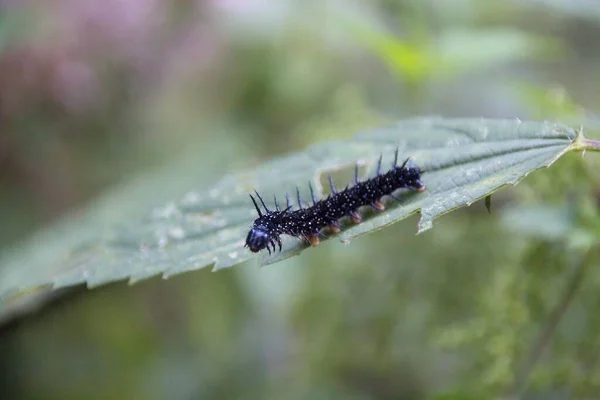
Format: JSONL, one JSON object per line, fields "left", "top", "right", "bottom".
{"left": 1, "top": 0, "right": 600, "bottom": 399}
{"left": 352, "top": 24, "right": 558, "bottom": 85}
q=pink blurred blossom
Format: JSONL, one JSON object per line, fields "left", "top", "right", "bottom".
{"left": 0, "top": 0, "right": 223, "bottom": 117}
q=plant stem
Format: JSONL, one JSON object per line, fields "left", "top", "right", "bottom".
{"left": 572, "top": 136, "right": 600, "bottom": 152}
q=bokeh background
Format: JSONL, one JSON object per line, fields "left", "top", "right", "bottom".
{"left": 1, "top": 0, "right": 600, "bottom": 399}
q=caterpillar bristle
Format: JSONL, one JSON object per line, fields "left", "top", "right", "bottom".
{"left": 328, "top": 175, "right": 337, "bottom": 194}
{"left": 249, "top": 194, "right": 263, "bottom": 217}
{"left": 308, "top": 181, "right": 317, "bottom": 205}
{"left": 253, "top": 190, "right": 269, "bottom": 212}
{"left": 285, "top": 192, "right": 291, "bottom": 209}
{"left": 296, "top": 187, "right": 303, "bottom": 209}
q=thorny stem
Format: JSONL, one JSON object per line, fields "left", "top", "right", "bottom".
{"left": 512, "top": 250, "right": 595, "bottom": 399}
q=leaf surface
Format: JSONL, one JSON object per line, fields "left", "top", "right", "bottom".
{"left": 0, "top": 118, "right": 581, "bottom": 313}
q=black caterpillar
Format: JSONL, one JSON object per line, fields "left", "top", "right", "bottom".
{"left": 245, "top": 149, "right": 425, "bottom": 254}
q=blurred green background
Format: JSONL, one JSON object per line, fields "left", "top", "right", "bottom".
{"left": 1, "top": 0, "right": 600, "bottom": 399}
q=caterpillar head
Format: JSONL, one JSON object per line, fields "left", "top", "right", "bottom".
{"left": 399, "top": 158, "right": 425, "bottom": 192}
{"left": 245, "top": 192, "right": 282, "bottom": 254}
{"left": 245, "top": 222, "right": 272, "bottom": 253}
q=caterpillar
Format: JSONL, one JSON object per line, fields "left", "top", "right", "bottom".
{"left": 245, "top": 149, "right": 425, "bottom": 254}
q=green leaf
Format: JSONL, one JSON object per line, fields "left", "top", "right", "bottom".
{"left": 348, "top": 23, "right": 554, "bottom": 83}
{"left": 348, "top": 23, "right": 434, "bottom": 82}
{"left": 0, "top": 118, "right": 587, "bottom": 312}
